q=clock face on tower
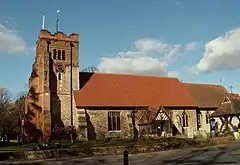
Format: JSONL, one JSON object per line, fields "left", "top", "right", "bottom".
{"left": 56, "top": 63, "right": 65, "bottom": 73}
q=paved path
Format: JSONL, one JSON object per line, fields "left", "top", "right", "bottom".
{"left": 2, "top": 142, "right": 240, "bottom": 165}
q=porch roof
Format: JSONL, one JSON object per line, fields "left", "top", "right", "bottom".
{"left": 137, "top": 106, "right": 167, "bottom": 125}
{"left": 211, "top": 94, "right": 240, "bottom": 117}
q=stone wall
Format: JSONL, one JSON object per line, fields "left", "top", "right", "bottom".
{"left": 75, "top": 108, "right": 200, "bottom": 140}
{"left": 77, "top": 109, "right": 134, "bottom": 140}
{"left": 198, "top": 110, "right": 214, "bottom": 137}
{"left": 171, "top": 109, "right": 197, "bottom": 138}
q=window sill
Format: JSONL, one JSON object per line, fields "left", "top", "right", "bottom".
{"left": 108, "top": 130, "right": 122, "bottom": 133}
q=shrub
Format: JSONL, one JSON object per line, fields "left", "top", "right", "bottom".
{"left": 51, "top": 126, "right": 77, "bottom": 140}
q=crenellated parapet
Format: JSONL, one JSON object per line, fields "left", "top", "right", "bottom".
{"left": 38, "top": 29, "right": 79, "bottom": 43}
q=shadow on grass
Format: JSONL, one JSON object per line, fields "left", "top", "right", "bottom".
{"left": 161, "top": 145, "right": 240, "bottom": 165}
{"left": 0, "top": 137, "right": 233, "bottom": 152}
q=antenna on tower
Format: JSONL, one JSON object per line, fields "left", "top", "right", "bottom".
{"left": 56, "top": 9, "right": 60, "bottom": 32}
{"left": 42, "top": 15, "right": 45, "bottom": 30}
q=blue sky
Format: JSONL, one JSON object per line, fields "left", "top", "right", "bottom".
{"left": 1, "top": 0, "right": 240, "bottom": 96}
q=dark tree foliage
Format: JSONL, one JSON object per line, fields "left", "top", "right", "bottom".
{"left": 0, "top": 88, "right": 25, "bottom": 140}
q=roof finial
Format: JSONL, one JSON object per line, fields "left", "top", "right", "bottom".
{"left": 229, "top": 85, "right": 233, "bottom": 93}
{"left": 42, "top": 15, "right": 45, "bottom": 30}
{"left": 56, "top": 9, "right": 60, "bottom": 32}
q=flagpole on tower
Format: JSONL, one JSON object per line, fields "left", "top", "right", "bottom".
{"left": 56, "top": 9, "right": 60, "bottom": 32}
{"left": 42, "top": 15, "right": 45, "bottom": 30}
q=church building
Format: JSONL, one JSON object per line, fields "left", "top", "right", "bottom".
{"left": 24, "top": 27, "right": 237, "bottom": 141}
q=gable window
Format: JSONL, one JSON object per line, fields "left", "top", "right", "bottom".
{"left": 223, "top": 96, "right": 231, "bottom": 103}
{"left": 179, "top": 111, "right": 188, "bottom": 127}
{"left": 206, "top": 111, "right": 210, "bottom": 124}
{"left": 58, "top": 73, "right": 62, "bottom": 80}
{"left": 108, "top": 112, "right": 121, "bottom": 131}
{"left": 53, "top": 49, "right": 57, "bottom": 60}
{"left": 58, "top": 50, "right": 62, "bottom": 60}
{"left": 62, "top": 50, "right": 66, "bottom": 60}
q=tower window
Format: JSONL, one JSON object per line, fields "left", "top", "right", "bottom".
{"left": 53, "top": 49, "right": 57, "bottom": 60}
{"left": 44, "top": 71, "right": 48, "bottom": 80}
{"left": 62, "top": 50, "right": 66, "bottom": 60}
{"left": 58, "top": 50, "right": 62, "bottom": 60}
{"left": 58, "top": 73, "right": 62, "bottom": 80}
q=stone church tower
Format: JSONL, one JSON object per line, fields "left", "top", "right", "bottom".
{"left": 25, "top": 29, "right": 80, "bottom": 141}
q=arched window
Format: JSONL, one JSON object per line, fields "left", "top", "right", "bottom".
{"left": 206, "top": 111, "right": 210, "bottom": 124}
{"left": 180, "top": 111, "right": 188, "bottom": 127}
{"left": 197, "top": 111, "right": 202, "bottom": 128}
{"left": 58, "top": 73, "right": 62, "bottom": 80}
{"left": 58, "top": 50, "right": 62, "bottom": 60}
{"left": 62, "top": 50, "right": 66, "bottom": 60}
{"left": 53, "top": 49, "right": 57, "bottom": 60}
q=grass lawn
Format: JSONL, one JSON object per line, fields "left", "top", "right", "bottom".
{"left": 0, "top": 143, "right": 37, "bottom": 151}
{"left": 0, "top": 137, "right": 234, "bottom": 151}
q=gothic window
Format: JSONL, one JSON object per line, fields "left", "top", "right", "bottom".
{"left": 58, "top": 50, "right": 62, "bottom": 60}
{"left": 108, "top": 112, "right": 121, "bottom": 131}
{"left": 62, "top": 50, "right": 66, "bottom": 60}
{"left": 197, "top": 112, "right": 202, "bottom": 127}
{"left": 206, "top": 111, "right": 210, "bottom": 124}
{"left": 58, "top": 73, "right": 62, "bottom": 80}
{"left": 179, "top": 111, "right": 188, "bottom": 127}
{"left": 53, "top": 49, "right": 57, "bottom": 60}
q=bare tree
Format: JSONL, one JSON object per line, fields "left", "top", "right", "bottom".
{"left": 81, "top": 66, "right": 98, "bottom": 73}
{"left": 12, "top": 93, "right": 26, "bottom": 141}
{"left": 0, "top": 88, "right": 13, "bottom": 141}
{"left": 0, "top": 89, "right": 26, "bottom": 141}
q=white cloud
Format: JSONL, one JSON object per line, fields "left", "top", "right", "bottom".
{"left": 167, "top": 71, "right": 179, "bottom": 78}
{"left": 98, "top": 38, "right": 195, "bottom": 76}
{"left": 0, "top": 24, "right": 32, "bottom": 55}
{"left": 185, "top": 42, "right": 198, "bottom": 51}
{"left": 195, "top": 28, "right": 240, "bottom": 73}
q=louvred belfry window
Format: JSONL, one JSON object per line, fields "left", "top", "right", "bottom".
{"left": 53, "top": 49, "right": 57, "bottom": 60}
{"left": 62, "top": 50, "right": 66, "bottom": 60}
{"left": 58, "top": 50, "right": 62, "bottom": 60}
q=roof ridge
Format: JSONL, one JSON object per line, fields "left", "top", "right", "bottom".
{"left": 183, "top": 82, "right": 224, "bottom": 87}
{"left": 79, "top": 71, "right": 179, "bottom": 80}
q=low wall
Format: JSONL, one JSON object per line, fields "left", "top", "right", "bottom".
{"left": 0, "top": 137, "right": 235, "bottom": 161}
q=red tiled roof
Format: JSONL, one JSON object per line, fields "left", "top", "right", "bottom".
{"left": 74, "top": 72, "right": 197, "bottom": 108}
{"left": 137, "top": 106, "right": 161, "bottom": 125}
{"left": 184, "top": 83, "right": 228, "bottom": 109}
{"left": 211, "top": 94, "right": 240, "bottom": 117}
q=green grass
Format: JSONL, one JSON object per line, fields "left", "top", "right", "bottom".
{"left": 0, "top": 142, "right": 37, "bottom": 151}
{"left": 0, "top": 137, "right": 233, "bottom": 151}
{"left": 0, "top": 138, "right": 183, "bottom": 151}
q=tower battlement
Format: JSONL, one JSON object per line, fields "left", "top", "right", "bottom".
{"left": 39, "top": 29, "right": 79, "bottom": 42}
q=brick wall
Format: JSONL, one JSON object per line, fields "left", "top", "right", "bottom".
{"left": 25, "top": 29, "right": 80, "bottom": 141}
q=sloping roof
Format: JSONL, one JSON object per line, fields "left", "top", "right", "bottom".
{"left": 137, "top": 106, "right": 160, "bottom": 125}
{"left": 74, "top": 72, "right": 197, "bottom": 108}
{"left": 184, "top": 83, "right": 228, "bottom": 109}
{"left": 211, "top": 94, "right": 240, "bottom": 117}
